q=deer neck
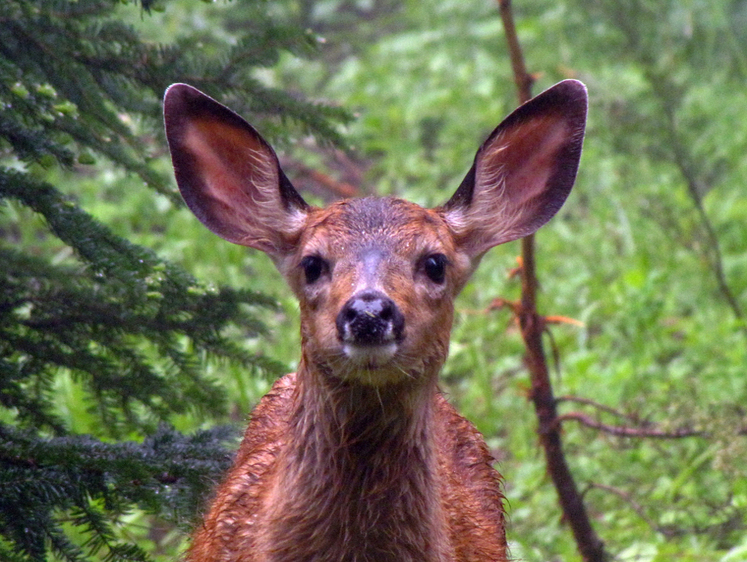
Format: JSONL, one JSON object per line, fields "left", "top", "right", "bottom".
{"left": 261, "top": 359, "right": 451, "bottom": 561}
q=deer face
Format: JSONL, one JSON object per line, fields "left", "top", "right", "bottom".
{"left": 278, "top": 197, "right": 473, "bottom": 386}
{"left": 163, "top": 80, "right": 587, "bottom": 387}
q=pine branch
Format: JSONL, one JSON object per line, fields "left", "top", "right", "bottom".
{"left": 0, "top": 424, "right": 236, "bottom": 561}
{"left": 0, "top": 1, "right": 349, "bottom": 558}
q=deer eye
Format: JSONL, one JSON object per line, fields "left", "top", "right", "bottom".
{"left": 423, "top": 253, "right": 448, "bottom": 284}
{"left": 300, "top": 255, "right": 327, "bottom": 284}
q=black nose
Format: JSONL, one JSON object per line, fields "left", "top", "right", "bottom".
{"left": 336, "top": 291, "right": 405, "bottom": 346}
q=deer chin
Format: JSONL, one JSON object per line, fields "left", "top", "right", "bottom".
{"left": 342, "top": 341, "right": 397, "bottom": 366}
{"left": 328, "top": 342, "right": 418, "bottom": 386}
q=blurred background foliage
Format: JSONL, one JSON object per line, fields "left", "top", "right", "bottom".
{"left": 1, "top": 0, "right": 746, "bottom": 560}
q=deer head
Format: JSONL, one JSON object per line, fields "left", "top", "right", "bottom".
{"left": 163, "top": 81, "right": 587, "bottom": 389}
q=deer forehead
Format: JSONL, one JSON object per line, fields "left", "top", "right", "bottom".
{"left": 301, "top": 197, "right": 457, "bottom": 263}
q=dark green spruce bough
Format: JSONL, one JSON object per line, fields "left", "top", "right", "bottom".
{"left": 0, "top": 0, "right": 349, "bottom": 560}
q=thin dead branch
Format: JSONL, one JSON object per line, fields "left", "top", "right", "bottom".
{"left": 585, "top": 483, "right": 682, "bottom": 539}
{"left": 555, "top": 395, "right": 640, "bottom": 421}
{"left": 496, "top": 2, "right": 607, "bottom": 561}
{"left": 558, "top": 412, "right": 703, "bottom": 439}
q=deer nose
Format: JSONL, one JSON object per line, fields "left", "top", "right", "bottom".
{"left": 336, "top": 291, "right": 405, "bottom": 346}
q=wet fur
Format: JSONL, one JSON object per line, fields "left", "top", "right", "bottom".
{"left": 164, "top": 80, "right": 588, "bottom": 562}
{"left": 187, "top": 372, "right": 507, "bottom": 562}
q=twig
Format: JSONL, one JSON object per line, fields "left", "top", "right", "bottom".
{"left": 280, "top": 157, "right": 359, "bottom": 199}
{"left": 559, "top": 409, "right": 747, "bottom": 438}
{"left": 496, "top": 2, "right": 607, "bottom": 561}
{"left": 497, "top": 0, "right": 534, "bottom": 103}
{"left": 585, "top": 483, "right": 681, "bottom": 539}
{"left": 617, "top": 23, "right": 744, "bottom": 328}
{"left": 555, "top": 395, "right": 640, "bottom": 421}
{"left": 665, "top": 112, "right": 744, "bottom": 323}
{"left": 589, "top": 482, "right": 746, "bottom": 539}
{"left": 558, "top": 412, "right": 703, "bottom": 439}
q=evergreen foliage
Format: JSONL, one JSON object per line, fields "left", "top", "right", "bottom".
{"left": 0, "top": 0, "right": 349, "bottom": 559}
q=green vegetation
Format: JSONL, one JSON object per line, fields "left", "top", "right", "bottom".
{"left": 0, "top": 0, "right": 347, "bottom": 559}
{"left": 1, "top": 0, "right": 745, "bottom": 560}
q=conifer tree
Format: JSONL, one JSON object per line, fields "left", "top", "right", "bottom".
{"left": 0, "top": 1, "right": 348, "bottom": 559}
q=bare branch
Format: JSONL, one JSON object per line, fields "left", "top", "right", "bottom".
{"left": 558, "top": 412, "right": 703, "bottom": 439}
{"left": 281, "top": 157, "right": 359, "bottom": 199}
{"left": 586, "top": 483, "right": 682, "bottom": 539}
{"left": 496, "top": 2, "right": 607, "bottom": 561}
{"left": 555, "top": 395, "right": 640, "bottom": 422}
{"left": 587, "top": 483, "right": 746, "bottom": 539}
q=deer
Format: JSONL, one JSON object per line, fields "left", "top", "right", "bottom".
{"left": 163, "top": 79, "right": 587, "bottom": 562}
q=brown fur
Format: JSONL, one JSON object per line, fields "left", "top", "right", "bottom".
{"left": 163, "top": 80, "right": 587, "bottom": 562}
{"left": 186, "top": 198, "right": 507, "bottom": 562}
{"left": 188, "top": 372, "right": 506, "bottom": 562}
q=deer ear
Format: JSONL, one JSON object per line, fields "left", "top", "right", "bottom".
{"left": 442, "top": 80, "right": 587, "bottom": 258}
{"left": 163, "top": 83, "right": 308, "bottom": 256}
